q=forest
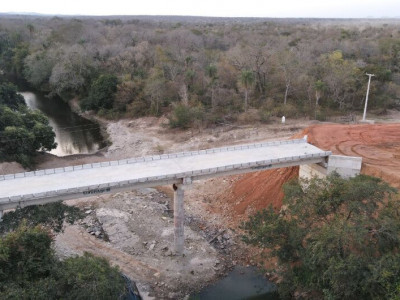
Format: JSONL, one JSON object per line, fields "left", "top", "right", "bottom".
{"left": 0, "top": 15, "right": 399, "bottom": 127}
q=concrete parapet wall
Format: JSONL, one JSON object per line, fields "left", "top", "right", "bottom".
{"left": 0, "top": 137, "right": 332, "bottom": 211}
{"left": 0, "top": 155, "right": 328, "bottom": 210}
{"left": 0, "top": 138, "right": 310, "bottom": 182}
{"left": 0, "top": 156, "right": 330, "bottom": 210}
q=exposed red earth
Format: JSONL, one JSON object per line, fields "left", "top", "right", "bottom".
{"left": 222, "top": 123, "right": 400, "bottom": 224}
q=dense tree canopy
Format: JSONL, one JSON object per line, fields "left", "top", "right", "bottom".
{"left": 242, "top": 174, "right": 400, "bottom": 299}
{"left": 0, "top": 79, "right": 56, "bottom": 166}
{"left": 0, "top": 16, "right": 399, "bottom": 127}
{"left": 80, "top": 74, "right": 118, "bottom": 111}
{"left": 0, "top": 224, "right": 128, "bottom": 299}
{"left": 0, "top": 82, "right": 25, "bottom": 109}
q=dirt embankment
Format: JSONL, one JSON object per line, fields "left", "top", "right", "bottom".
{"left": 220, "top": 123, "right": 400, "bottom": 226}
{"left": 210, "top": 167, "right": 299, "bottom": 226}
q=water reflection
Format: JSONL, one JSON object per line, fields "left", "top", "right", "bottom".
{"left": 21, "top": 91, "right": 104, "bottom": 157}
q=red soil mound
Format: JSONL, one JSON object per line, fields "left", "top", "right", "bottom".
{"left": 222, "top": 123, "right": 400, "bottom": 223}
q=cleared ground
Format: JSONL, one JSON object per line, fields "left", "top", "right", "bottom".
{"left": 219, "top": 123, "right": 400, "bottom": 227}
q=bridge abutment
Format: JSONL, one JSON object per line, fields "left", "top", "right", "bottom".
{"left": 300, "top": 155, "right": 362, "bottom": 180}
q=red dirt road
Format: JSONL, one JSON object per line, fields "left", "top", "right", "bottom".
{"left": 222, "top": 123, "right": 400, "bottom": 223}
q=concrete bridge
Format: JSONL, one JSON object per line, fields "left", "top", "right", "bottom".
{"left": 0, "top": 137, "right": 361, "bottom": 254}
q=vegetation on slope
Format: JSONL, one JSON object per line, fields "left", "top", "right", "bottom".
{"left": 0, "top": 202, "right": 84, "bottom": 234}
{"left": 0, "top": 224, "right": 127, "bottom": 300}
{"left": 242, "top": 174, "right": 400, "bottom": 299}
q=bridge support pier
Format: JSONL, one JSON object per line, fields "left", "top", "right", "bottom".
{"left": 173, "top": 183, "right": 185, "bottom": 255}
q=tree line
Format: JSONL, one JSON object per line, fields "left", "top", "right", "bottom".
{"left": 0, "top": 16, "right": 399, "bottom": 127}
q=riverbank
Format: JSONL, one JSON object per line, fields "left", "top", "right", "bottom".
{"left": 0, "top": 115, "right": 311, "bottom": 298}
{"left": 2, "top": 109, "right": 399, "bottom": 298}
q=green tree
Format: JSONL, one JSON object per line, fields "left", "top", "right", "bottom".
{"left": 0, "top": 82, "right": 25, "bottom": 109}
{"left": 169, "top": 103, "right": 204, "bottom": 129}
{"left": 206, "top": 63, "right": 218, "bottom": 111}
{"left": 0, "top": 126, "right": 35, "bottom": 165}
{"left": 0, "top": 80, "right": 56, "bottom": 166}
{"left": 56, "top": 253, "right": 125, "bottom": 300}
{"left": 11, "top": 43, "right": 29, "bottom": 77}
{"left": 80, "top": 74, "right": 118, "bottom": 111}
{"left": 0, "top": 224, "right": 127, "bottom": 300}
{"left": 0, "top": 224, "right": 56, "bottom": 290}
{"left": 0, "top": 202, "right": 84, "bottom": 234}
{"left": 242, "top": 174, "right": 400, "bottom": 299}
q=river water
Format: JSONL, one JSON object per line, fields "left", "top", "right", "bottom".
{"left": 191, "top": 266, "right": 279, "bottom": 300}
{"left": 20, "top": 91, "right": 104, "bottom": 156}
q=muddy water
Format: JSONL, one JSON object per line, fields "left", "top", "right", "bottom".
{"left": 20, "top": 91, "right": 105, "bottom": 156}
{"left": 190, "top": 266, "right": 279, "bottom": 300}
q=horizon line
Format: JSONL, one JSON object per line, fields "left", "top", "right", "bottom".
{"left": 1, "top": 12, "right": 400, "bottom": 20}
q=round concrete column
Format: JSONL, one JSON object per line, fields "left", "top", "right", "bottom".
{"left": 173, "top": 183, "right": 185, "bottom": 255}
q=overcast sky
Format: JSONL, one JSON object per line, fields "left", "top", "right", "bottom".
{"left": 1, "top": 0, "right": 400, "bottom": 18}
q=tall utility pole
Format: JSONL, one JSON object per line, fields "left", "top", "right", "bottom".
{"left": 362, "top": 73, "right": 375, "bottom": 121}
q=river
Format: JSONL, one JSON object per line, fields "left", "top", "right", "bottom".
{"left": 190, "top": 266, "right": 279, "bottom": 300}
{"left": 20, "top": 91, "right": 105, "bottom": 157}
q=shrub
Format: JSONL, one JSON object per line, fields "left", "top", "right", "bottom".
{"left": 0, "top": 224, "right": 127, "bottom": 299}
{"left": 0, "top": 202, "right": 84, "bottom": 234}
{"left": 169, "top": 104, "right": 205, "bottom": 129}
{"left": 242, "top": 174, "right": 400, "bottom": 299}
{"left": 270, "top": 103, "right": 299, "bottom": 118}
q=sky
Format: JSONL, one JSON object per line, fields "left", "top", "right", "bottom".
{"left": 1, "top": 0, "right": 400, "bottom": 18}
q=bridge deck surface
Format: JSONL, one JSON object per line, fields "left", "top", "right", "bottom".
{"left": 0, "top": 139, "right": 330, "bottom": 208}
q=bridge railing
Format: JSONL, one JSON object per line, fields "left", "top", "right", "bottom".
{"left": 0, "top": 148, "right": 331, "bottom": 206}
{"left": 0, "top": 138, "right": 309, "bottom": 181}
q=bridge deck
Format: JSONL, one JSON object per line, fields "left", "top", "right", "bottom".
{"left": 0, "top": 138, "right": 331, "bottom": 210}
